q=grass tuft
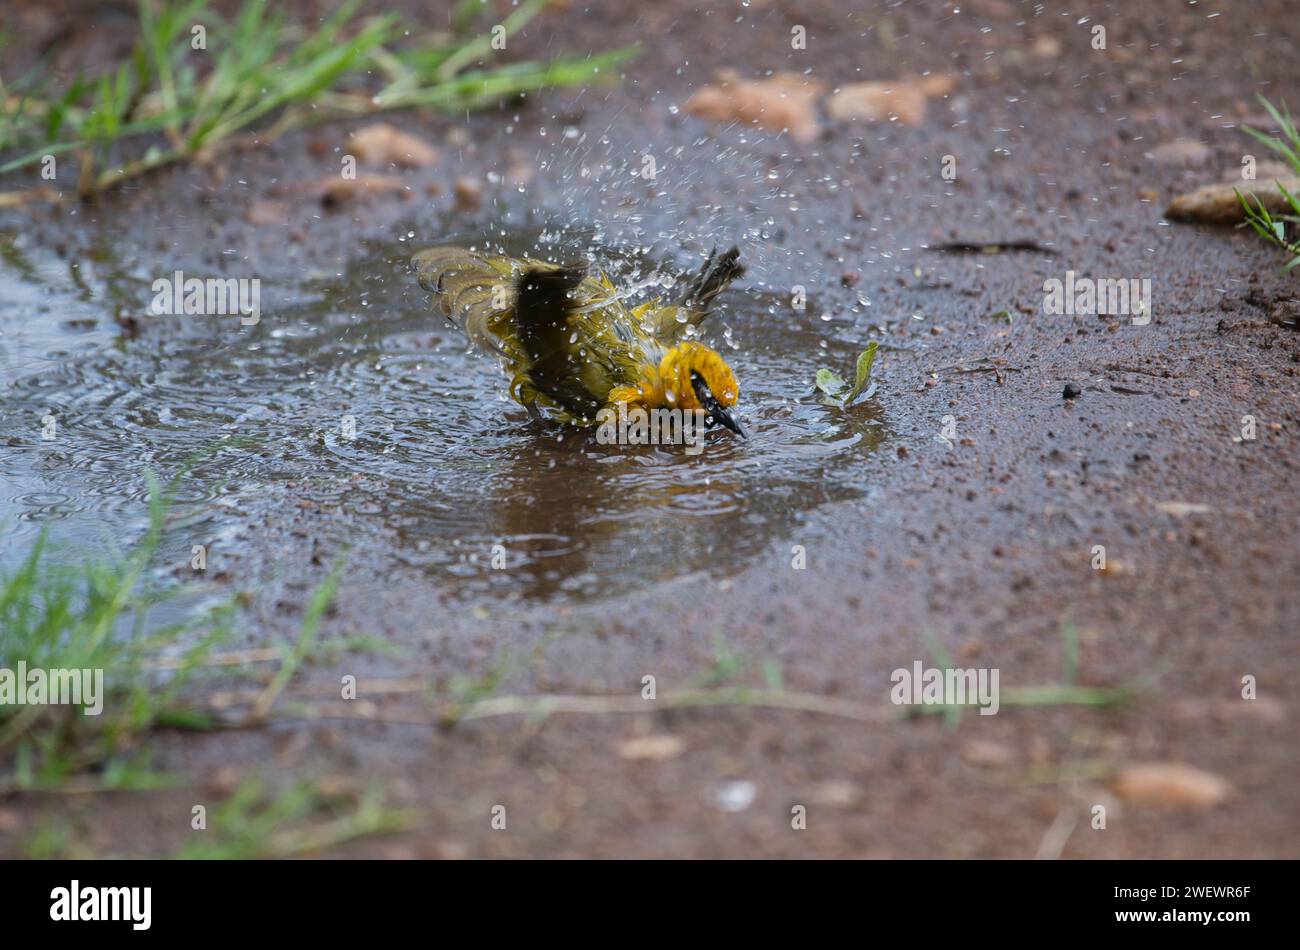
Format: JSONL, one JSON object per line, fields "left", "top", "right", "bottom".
{"left": 0, "top": 471, "right": 356, "bottom": 792}
{"left": 903, "top": 623, "right": 1143, "bottom": 726}
{"left": 0, "top": 0, "right": 636, "bottom": 200}
{"left": 176, "top": 776, "right": 417, "bottom": 859}
{"left": 0, "top": 472, "right": 236, "bottom": 792}
{"left": 1237, "top": 95, "right": 1300, "bottom": 271}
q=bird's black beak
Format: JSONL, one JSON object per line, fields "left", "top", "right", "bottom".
{"left": 691, "top": 371, "right": 747, "bottom": 439}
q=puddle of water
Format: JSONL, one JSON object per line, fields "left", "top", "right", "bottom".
{"left": 0, "top": 228, "right": 888, "bottom": 604}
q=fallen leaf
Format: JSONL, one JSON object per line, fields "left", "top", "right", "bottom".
{"left": 617, "top": 734, "right": 685, "bottom": 761}
{"left": 827, "top": 80, "right": 928, "bottom": 126}
{"left": 684, "top": 70, "right": 825, "bottom": 144}
{"left": 347, "top": 123, "right": 440, "bottom": 168}
{"left": 1112, "top": 763, "right": 1232, "bottom": 808}
{"left": 1165, "top": 177, "right": 1300, "bottom": 225}
{"left": 843, "top": 341, "right": 879, "bottom": 406}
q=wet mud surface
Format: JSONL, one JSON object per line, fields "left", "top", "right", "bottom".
{"left": 1, "top": 0, "right": 1298, "bottom": 857}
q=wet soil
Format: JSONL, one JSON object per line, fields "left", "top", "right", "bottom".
{"left": 1, "top": 0, "right": 1298, "bottom": 857}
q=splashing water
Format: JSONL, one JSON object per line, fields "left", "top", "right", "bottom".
{"left": 0, "top": 228, "right": 888, "bottom": 604}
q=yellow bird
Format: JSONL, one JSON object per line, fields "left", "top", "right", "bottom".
{"left": 412, "top": 245, "right": 747, "bottom": 436}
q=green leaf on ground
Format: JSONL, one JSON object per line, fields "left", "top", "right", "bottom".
{"left": 816, "top": 342, "right": 879, "bottom": 407}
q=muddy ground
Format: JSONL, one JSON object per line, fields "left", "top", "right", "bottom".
{"left": 1, "top": 0, "right": 1298, "bottom": 858}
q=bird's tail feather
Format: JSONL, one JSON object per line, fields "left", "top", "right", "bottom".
{"left": 679, "top": 245, "right": 745, "bottom": 317}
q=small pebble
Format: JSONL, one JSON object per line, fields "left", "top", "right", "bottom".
{"left": 713, "top": 780, "right": 757, "bottom": 813}
{"left": 1062, "top": 382, "right": 1082, "bottom": 399}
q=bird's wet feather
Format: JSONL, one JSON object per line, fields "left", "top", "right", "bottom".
{"left": 413, "top": 245, "right": 746, "bottom": 432}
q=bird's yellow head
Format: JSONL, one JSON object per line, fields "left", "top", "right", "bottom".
{"left": 609, "top": 341, "right": 745, "bottom": 436}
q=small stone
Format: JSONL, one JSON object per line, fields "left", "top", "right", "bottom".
{"left": 454, "top": 177, "right": 483, "bottom": 212}
{"left": 1098, "top": 557, "right": 1129, "bottom": 576}
{"left": 1166, "top": 178, "right": 1300, "bottom": 225}
{"left": 1030, "top": 35, "right": 1062, "bottom": 59}
{"left": 207, "top": 766, "right": 241, "bottom": 796}
{"left": 1112, "top": 763, "right": 1232, "bottom": 808}
{"left": 618, "top": 734, "right": 685, "bottom": 761}
{"left": 1063, "top": 382, "right": 1082, "bottom": 399}
{"left": 713, "top": 779, "right": 758, "bottom": 813}
{"left": 961, "top": 739, "right": 1015, "bottom": 768}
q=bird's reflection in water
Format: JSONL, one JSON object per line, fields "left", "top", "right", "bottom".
{"left": 391, "top": 401, "right": 887, "bottom": 604}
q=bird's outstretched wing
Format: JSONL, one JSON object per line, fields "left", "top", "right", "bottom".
{"left": 413, "top": 246, "right": 606, "bottom": 352}
{"left": 414, "top": 246, "right": 610, "bottom": 417}
{"left": 413, "top": 246, "right": 525, "bottom": 354}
